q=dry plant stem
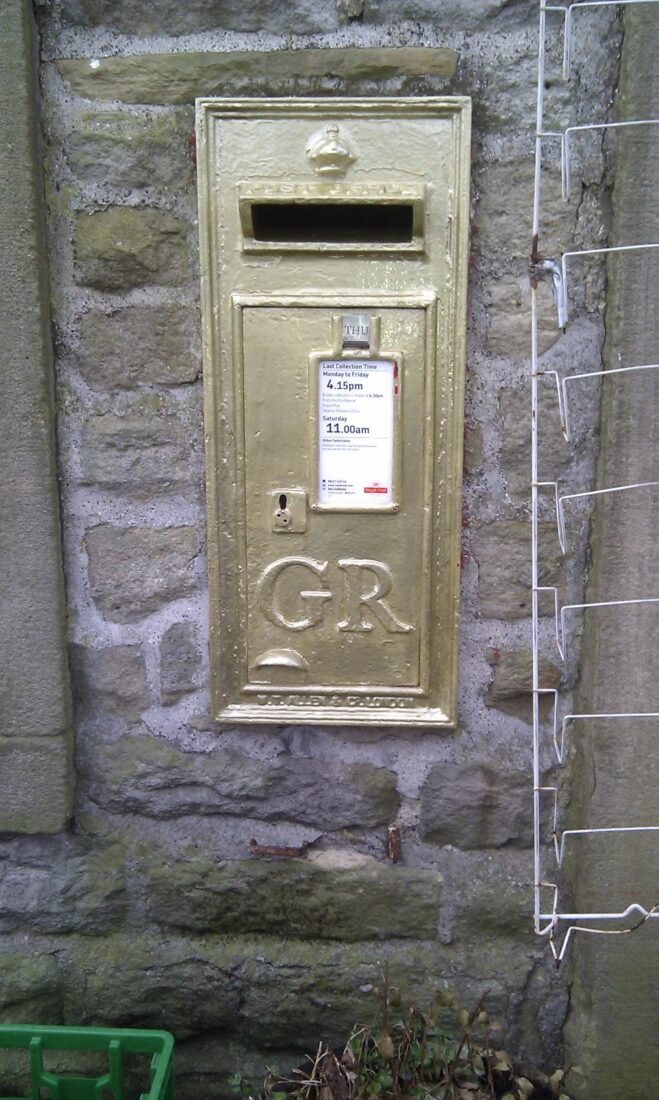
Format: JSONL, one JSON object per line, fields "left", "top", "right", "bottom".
{"left": 379, "top": 964, "right": 390, "bottom": 1037}
{"left": 446, "top": 992, "right": 487, "bottom": 1085}
{"left": 485, "top": 1038, "right": 496, "bottom": 1097}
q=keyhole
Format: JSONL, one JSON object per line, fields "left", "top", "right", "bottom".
{"left": 279, "top": 494, "right": 287, "bottom": 510}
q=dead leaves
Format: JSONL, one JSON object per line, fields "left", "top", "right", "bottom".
{"left": 256, "top": 983, "right": 574, "bottom": 1100}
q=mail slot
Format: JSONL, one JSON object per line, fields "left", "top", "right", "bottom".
{"left": 196, "top": 97, "right": 471, "bottom": 726}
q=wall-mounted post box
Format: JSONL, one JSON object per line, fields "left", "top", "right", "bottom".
{"left": 196, "top": 97, "right": 470, "bottom": 727}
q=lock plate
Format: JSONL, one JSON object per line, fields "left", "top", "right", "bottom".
{"left": 271, "top": 489, "right": 307, "bottom": 533}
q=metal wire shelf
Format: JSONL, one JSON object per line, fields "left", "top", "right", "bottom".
{"left": 535, "top": 478, "right": 658, "bottom": 554}
{"left": 541, "top": 0, "right": 658, "bottom": 80}
{"left": 535, "top": 588, "right": 659, "bottom": 661}
{"left": 539, "top": 121, "right": 659, "bottom": 202}
{"left": 531, "top": 0, "right": 659, "bottom": 960}
{"left": 537, "top": 363, "right": 659, "bottom": 441}
{"left": 535, "top": 690, "right": 659, "bottom": 764}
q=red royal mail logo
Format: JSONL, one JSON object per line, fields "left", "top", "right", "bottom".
{"left": 364, "top": 486, "right": 388, "bottom": 494}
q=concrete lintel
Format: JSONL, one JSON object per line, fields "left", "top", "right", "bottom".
{"left": 56, "top": 47, "right": 458, "bottom": 105}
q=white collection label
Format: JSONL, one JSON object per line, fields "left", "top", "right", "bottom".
{"left": 318, "top": 358, "right": 396, "bottom": 507}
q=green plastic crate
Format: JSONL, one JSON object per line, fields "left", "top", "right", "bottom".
{"left": 0, "top": 1024, "right": 174, "bottom": 1100}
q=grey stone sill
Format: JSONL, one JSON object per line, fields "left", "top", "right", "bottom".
{"left": 57, "top": 47, "right": 458, "bottom": 105}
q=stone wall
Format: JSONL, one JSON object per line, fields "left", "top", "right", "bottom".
{"left": 0, "top": 1, "right": 623, "bottom": 1095}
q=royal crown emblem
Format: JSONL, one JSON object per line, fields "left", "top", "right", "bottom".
{"left": 305, "top": 123, "right": 356, "bottom": 176}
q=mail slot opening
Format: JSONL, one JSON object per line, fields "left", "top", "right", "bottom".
{"left": 249, "top": 202, "right": 415, "bottom": 244}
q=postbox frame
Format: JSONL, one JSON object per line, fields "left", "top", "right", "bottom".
{"left": 196, "top": 97, "right": 471, "bottom": 727}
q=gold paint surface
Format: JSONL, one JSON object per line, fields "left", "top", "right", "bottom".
{"left": 197, "top": 97, "right": 471, "bottom": 726}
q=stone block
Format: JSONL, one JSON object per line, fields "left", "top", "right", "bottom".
{"left": 363, "top": 0, "right": 522, "bottom": 30}
{"left": 237, "top": 940, "right": 413, "bottom": 1050}
{"left": 498, "top": 381, "right": 599, "bottom": 502}
{"left": 0, "top": 843, "right": 126, "bottom": 935}
{"left": 12, "top": 926, "right": 538, "bottom": 1071}
{"left": 141, "top": 848, "right": 441, "bottom": 939}
{"left": 336, "top": 0, "right": 364, "bottom": 18}
{"left": 419, "top": 760, "right": 533, "bottom": 849}
{"left": 56, "top": 49, "right": 458, "bottom": 105}
{"left": 484, "top": 648, "right": 561, "bottom": 720}
{"left": 159, "top": 623, "right": 200, "bottom": 704}
{"left": 172, "top": 1038, "right": 301, "bottom": 1100}
{"left": 448, "top": 852, "right": 531, "bottom": 938}
{"left": 70, "top": 644, "right": 150, "bottom": 719}
{"left": 64, "top": 933, "right": 241, "bottom": 1039}
{"left": 463, "top": 424, "right": 483, "bottom": 476}
{"left": 473, "top": 158, "right": 568, "bottom": 275}
{"left": 0, "top": 950, "right": 62, "bottom": 1024}
{"left": 80, "top": 402, "right": 197, "bottom": 498}
{"left": 0, "top": 735, "right": 72, "bottom": 834}
{"left": 236, "top": 937, "right": 530, "bottom": 1052}
{"left": 65, "top": 110, "right": 193, "bottom": 190}
{"left": 473, "top": 519, "right": 564, "bottom": 619}
{"left": 76, "top": 305, "right": 200, "bottom": 390}
{"left": 484, "top": 276, "right": 559, "bottom": 359}
{"left": 81, "top": 731, "right": 400, "bottom": 829}
{"left": 470, "top": 35, "right": 573, "bottom": 136}
{"left": 60, "top": 0, "right": 343, "bottom": 35}
{"left": 86, "top": 525, "right": 201, "bottom": 623}
{"left": 74, "top": 207, "right": 189, "bottom": 291}
{"left": 60, "top": 933, "right": 446, "bottom": 1047}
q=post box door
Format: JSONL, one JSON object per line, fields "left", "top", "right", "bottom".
{"left": 242, "top": 303, "right": 430, "bottom": 692}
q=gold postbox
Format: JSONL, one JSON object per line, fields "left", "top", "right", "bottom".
{"left": 196, "top": 97, "right": 471, "bottom": 726}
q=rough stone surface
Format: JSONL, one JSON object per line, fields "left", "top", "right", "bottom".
{"left": 80, "top": 731, "right": 400, "bottom": 828}
{"left": 86, "top": 526, "right": 201, "bottom": 623}
{"left": 56, "top": 49, "right": 458, "bottom": 104}
{"left": 484, "top": 276, "right": 559, "bottom": 359}
{"left": 0, "top": 928, "right": 545, "bottom": 1091}
{"left": 0, "top": 736, "right": 73, "bottom": 834}
{"left": 498, "top": 381, "right": 599, "bottom": 502}
{"left": 66, "top": 110, "right": 193, "bottom": 189}
{"left": 66, "top": 932, "right": 242, "bottom": 1039}
{"left": 80, "top": 402, "right": 197, "bottom": 497}
{"left": 420, "top": 760, "right": 533, "bottom": 849}
{"left": 362, "top": 0, "right": 533, "bottom": 29}
{"left": 60, "top": 0, "right": 344, "bottom": 35}
{"left": 0, "top": 0, "right": 73, "bottom": 828}
{"left": 449, "top": 852, "right": 531, "bottom": 939}
{"left": 75, "top": 305, "right": 200, "bottom": 390}
{"left": 467, "top": 29, "right": 558, "bottom": 137}
{"left": 159, "top": 623, "right": 200, "bottom": 704}
{"left": 0, "top": 950, "right": 62, "bottom": 1025}
{"left": 463, "top": 424, "right": 483, "bottom": 476}
{"left": 484, "top": 649, "right": 562, "bottom": 720}
{"left": 171, "top": 1039, "right": 303, "bottom": 1100}
{"left": 0, "top": 842, "right": 126, "bottom": 935}
{"left": 474, "top": 158, "right": 568, "bottom": 277}
{"left": 57, "top": 932, "right": 532, "bottom": 1051}
{"left": 142, "top": 849, "right": 441, "bottom": 939}
{"left": 473, "top": 519, "right": 564, "bottom": 619}
{"left": 336, "top": 0, "right": 364, "bottom": 18}
{"left": 75, "top": 207, "right": 189, "bottom": 290}
{"left": 70, "top": 644, "right": 150, "bottom": 719}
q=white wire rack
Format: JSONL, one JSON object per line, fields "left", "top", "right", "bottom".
{"left": 531, "top": 0, "right": 659, "bottom": 961}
